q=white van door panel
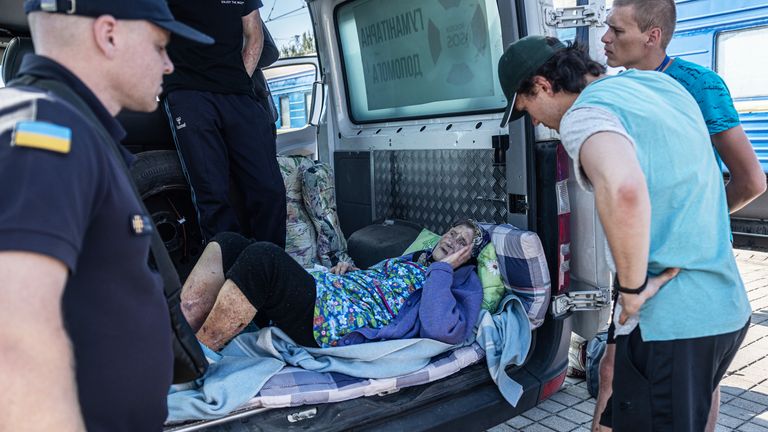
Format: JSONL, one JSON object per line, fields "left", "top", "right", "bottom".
{"left": 544, "top": 0, "right": 612, "bottom": 340}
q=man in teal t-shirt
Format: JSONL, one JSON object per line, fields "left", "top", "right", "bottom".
{"left": 497, "top": 35, "right": 750, "bottom": 432}
{"left": 597, "top": 1, "right": 766, "bottom": 430}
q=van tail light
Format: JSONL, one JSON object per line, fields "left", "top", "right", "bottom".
{"left": 540, "top": 369, "right": 567, "bottom": 402}
{"left": 556, "top": 143, "right": 571, "bottom": 295}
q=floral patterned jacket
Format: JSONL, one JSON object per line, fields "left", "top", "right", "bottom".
{"left": 311, "top": 253, "right": 483, "bottom": 347}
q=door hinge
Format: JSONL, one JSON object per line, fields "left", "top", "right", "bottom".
{"left": 544, "top": 5, "right": 606, "bottom": 29}
{"left": 551, "top": 288, "right": 610, "bottom": 318}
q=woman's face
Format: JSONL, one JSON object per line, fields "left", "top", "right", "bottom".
{"left": 431, "top": 225, "right": 474, "bottom": 261}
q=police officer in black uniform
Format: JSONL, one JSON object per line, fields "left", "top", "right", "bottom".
{"left": 163, "top": 0, "right": 287, "bottom": 247}
{"left": 0, "top": 1, "right": 212, "bottom": 431}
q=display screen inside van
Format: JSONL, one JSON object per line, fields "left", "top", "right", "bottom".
{"left": 336, "top": 0, "right": 507, "bottom": 123}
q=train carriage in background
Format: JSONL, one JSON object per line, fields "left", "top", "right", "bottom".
{"left": 669, "top": 0, "right": 768, "bottom": 244}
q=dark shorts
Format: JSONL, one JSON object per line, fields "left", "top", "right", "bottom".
{"left": 211, "top": 232, "right": 319, "bottom": 347}
{"left": 599, "top": 321, "right": 749, "bottom": 431}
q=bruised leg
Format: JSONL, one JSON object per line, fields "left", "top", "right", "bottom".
{"left": 192, "top": 241, "right": 316, "bottom": 351}
{"left": 196, "top": 279, "right": 257, "bottom": 351}
{"left": 181, "top": 232, "right": 254, "bottom": 332}
{"left": 181, "top": 242, "right": 226, "bottom": 332}
{"left": 224, "top": 241, "right": 319, "bottom": 347}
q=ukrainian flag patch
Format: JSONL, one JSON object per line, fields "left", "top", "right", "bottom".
{"left": 11, "top": 121, "right": 72, "bottom": 154}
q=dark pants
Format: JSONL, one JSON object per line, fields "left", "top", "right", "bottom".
{"left": 603, "top": 321, "right": 749, "bottom": 432}
{"left": 164, "top": 90, "right": 286, "bottom": 247}
{"left": 211, "top": 232, "right": 318, "bottom": 347}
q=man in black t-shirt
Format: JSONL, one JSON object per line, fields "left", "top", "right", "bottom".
{"left": 163, "top": 0, "right": 287, "bottom": 246}
{"left": 0, "top": 1, "right": 212, "bottom": 431}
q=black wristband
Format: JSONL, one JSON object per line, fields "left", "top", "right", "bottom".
{"left": 616, "top": 275, "right": 648, "bottom": 295}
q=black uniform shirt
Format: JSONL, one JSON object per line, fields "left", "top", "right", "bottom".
{"left": 0, "top": 55, "right": 173, "bottom": 432}
{"left": 164, "top": 0, "right": 264, "bottom": 95}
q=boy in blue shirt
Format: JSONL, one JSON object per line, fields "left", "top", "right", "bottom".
{"left": 497, "top": 35, "right": 750, "bottom": 432}
{"left": 602, "top": 0, "right": 765, "bottom": 212}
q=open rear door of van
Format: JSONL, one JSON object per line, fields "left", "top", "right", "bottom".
{"left": 542, "top": 0, "right": 613, "bottom": 340}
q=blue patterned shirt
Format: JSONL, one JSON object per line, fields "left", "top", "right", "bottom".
{"left": 664, "top": 57, "right": 740, "bottom": 135}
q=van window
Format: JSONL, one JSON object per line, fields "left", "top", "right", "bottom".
{"left": 265, "top": 62, "right": 318, "bottom": 132}
{"left": 336, "top": 0, "right": 506, "bottom": 123}
{"left": 716, "top": 25, "right": 768, "bottom": 99}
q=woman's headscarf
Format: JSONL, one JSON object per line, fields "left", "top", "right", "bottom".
{"left": 462, "top": 219, "right": 491, "bottom": 258}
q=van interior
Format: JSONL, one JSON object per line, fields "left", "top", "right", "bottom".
{"left": 0, "top": 0, "right": 619, "bottom": 430}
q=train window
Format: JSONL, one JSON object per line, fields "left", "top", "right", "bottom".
{"left": 304, "top": 91, "right": 313, "bottom": 120}
{"left": 279, "top": 96, "right": 290, "bottom": 128}
{"left": 716, "top": 25, "right": 768, "bottom": 99}
{"left": 336, "top": 0, "right": 506, "bottom": 123}
{"left": 265, "top": 63, "right": 318, "bottom": 132}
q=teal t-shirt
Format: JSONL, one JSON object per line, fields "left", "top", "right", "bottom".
{"left": 564, "top": 70, "right": 751, "bottom": 341}
{"left": 664, "top": 57, "right": 740, "bottom": 135}
{"left": 664, "top": 58, "right": 741, "bottom": 171}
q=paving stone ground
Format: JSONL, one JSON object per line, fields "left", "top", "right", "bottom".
{"left": 489, "top": 249, "right": 768, "bottom": 432}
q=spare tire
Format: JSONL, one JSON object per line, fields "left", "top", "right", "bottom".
{"left": 131, "top": 150, "right": 203, "bottom": 281}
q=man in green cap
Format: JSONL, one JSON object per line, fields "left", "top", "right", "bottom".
{"left": 498, "top": 36, "right": 750, "bottom": 431}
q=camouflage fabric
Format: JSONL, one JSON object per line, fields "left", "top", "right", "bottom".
{"left": 278, "top": 156, "right": 317, "bottom": 268}
{"left": 301, "top": 163, "right": 353, "bottom": 267}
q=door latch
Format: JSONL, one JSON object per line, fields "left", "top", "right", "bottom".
{"left": 551, "top": 288, "right": 610, "bottom": 318}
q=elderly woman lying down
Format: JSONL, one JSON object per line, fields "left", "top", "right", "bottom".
{"left": 181, "top": 220, "right": 490, "bottom": 350}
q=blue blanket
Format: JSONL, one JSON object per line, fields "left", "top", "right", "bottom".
{"left": 475, "top": 293, "right": 533, "bottom": 404}
{"left": 167, "top": 293, "right": 532, "bottom": 422}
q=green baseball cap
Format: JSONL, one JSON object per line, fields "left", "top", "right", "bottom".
{"left": 498, "top": 35, "right": 566, "bottom": 127}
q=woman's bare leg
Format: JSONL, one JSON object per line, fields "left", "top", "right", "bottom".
{"left": 180, "top": 242, "right": 226, "bottom": 332}
{"left": 196, "top": 280, "right": 257, "bottom": 351}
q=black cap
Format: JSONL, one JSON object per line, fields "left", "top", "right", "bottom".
{"left": 498, "top": 35, "right": 565, "bottom": 127}
{"left": 25, "top": 0, "right": 214, "bottom": 45}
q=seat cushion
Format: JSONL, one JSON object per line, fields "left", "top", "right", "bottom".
{"left": 480, "top": 223, "right": 550, "bottom": 329}
{"left": 278, "top": 156, "right": 317, "bottom": 268}
{"left": 402, "top": 228, "right": 441, "bottom": 255}
{"left": 476, "top": 244, "right": 506, "bottom": 313}
{"left": 301, "top": 162, "right": 352, "bottom": 267}
{"left": 347, "top": 220, "right": 422, "bottom": 269}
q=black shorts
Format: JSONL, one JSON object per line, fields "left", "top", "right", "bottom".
{"left": 599, "top": 321, "right": 749, "bottom": 431}
{"left": 211, "top": 232, "right": 319, "bottom": 347}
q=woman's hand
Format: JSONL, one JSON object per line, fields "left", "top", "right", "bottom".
{"left": 438, "top": 244, "right": 473, "bottom": 269}
{"left": 330, "top": 262, "right": 358, "bottom": 275}
{"left": 618, "top": 267, "right": 679, "bottom": 324}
